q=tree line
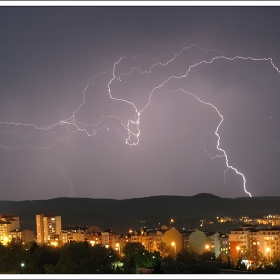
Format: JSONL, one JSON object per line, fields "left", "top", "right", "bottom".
{"left": 1, "top": 239, "right": 280, "bottom": 274}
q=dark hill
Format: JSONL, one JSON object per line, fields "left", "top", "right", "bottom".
{"left": 1, "top": 193, "right": 280, "bottom": 234}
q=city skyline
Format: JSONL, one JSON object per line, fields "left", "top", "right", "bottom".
{"left": 1, "top": 4, "right": 280, "bottom": 200}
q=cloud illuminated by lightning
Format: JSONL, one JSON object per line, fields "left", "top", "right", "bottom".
{"left": 1, "top": 44, "right": 280, "bottom": 197}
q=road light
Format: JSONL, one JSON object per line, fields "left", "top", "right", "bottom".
{"left": 171, "top": 242, "right": 176, "bottom": 254}
{"left": 116, "top": 243, "right": 120, "bottom": 255}
{"left": 19, "top": 262, "right": 25, "bottom": 274}
{"left": 266, "top": 247, "right": 271, "bottom": 262}
{"left": 236, "top": 245, "right": 241, "bottom": 259}
{"left": 205, "top": 244, "right": 210, "bottom": 251}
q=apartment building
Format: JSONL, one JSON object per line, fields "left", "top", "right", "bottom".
{"left": 129, "top": 226, "right": 182, "bottom": 255}
{"left": 0, "top": 214, "right": 20, "bottom": 245}
{"left": 59, "top": 225, "right": 89, "bottom": 245}
{"left": 219, "top": 233, "right": 230, "bottom": 257}
{"left": 101, "top": 229, "right": 121, "bottom": 250}
{"left": 9, "top": 228, "right": 35, "bottom": 243}
{"left": 258, "top": 227, "right": 280, "bottom": 260}
{"left": 130, "top": 228, "right": 161, "bottom": 251}
{"left": 229, "top": 226, "right": 251, "bottom": 260}
{"left": 36, "top": 213, "right": 61, "bottom": 244}
{"left": 229, "top": 224, "right": 280, "bottom": 262}
{"left": 85, "top": 226, "right": 103, "bottom": 246}
{"left": 180, "top": 227, "right": 197, "bottom": 251}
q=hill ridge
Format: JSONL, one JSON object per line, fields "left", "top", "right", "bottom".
{"left": 1, "top": 193, "right": 280, "bottom": 234}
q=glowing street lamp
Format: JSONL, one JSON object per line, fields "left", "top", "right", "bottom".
{"left": 205, "top": 244, "right": 210, "bottom": 251}
{"left": 236, "top": 245, "right": 240, "bottom": 253}
{"left": 3, "top": 236, "right": 9, "bottom": 245}
{"left": 19, "top": 263, "right": 25, "bottom": 274}
{"left": 171, "top": 241, "right": 176, "bottom": 254}
{"left": 116, "top": 243, "right": 120, "bottom": 254}
{"left": 50, "top": 241, "right": 58, "bottom": 247}
{"left": 266, "top": 247, "right": 271, "bottom": 261}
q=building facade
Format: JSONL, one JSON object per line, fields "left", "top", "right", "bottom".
{"left": 0, "top": 214, "right": 20, "bottom": 245}
{"left": 219, "top": 233, "right": 230, "bottom": 258}
{"left": 59, "top": 225, "right": 89, "bottom": 245}
{"left": 9, "top": 228, "right": 36, "bottom": 243}
{"left": 36, "top": 213, "right": 61, "bottom": 244}
{"left": 229, "top": 224, "right": 280, "bottom": 262}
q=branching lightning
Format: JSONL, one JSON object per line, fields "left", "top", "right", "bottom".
{"left": 170, "top": 88, "right": 252, "bottom": 197}
{"left": 1, "top": 44, "right": 280, "bottom": 197}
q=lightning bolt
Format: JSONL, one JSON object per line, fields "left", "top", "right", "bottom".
{"left": 170, "top": 88, "right": 252, "bottom": 197}
{"left": 1, "top": 44, "right": 280, "bottom": 197}
{"left": 43, "top": 152, "right": 74, "bottom": 198}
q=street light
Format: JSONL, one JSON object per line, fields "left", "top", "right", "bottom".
{"left": 171, "top": 242, "right": 176, "bottom": 254}
{"left": 19, "top": 263, "right": 25, "bottom": 274}
{"left": 205, "top": 244, "right": 210, "bottom": 251}
{"left": 116, "top": 243, "right": 120, "bottom": 255}
{"left": 266, "top": 247, "right": 271, "bottom": 262}
{"left": 236, "top": 245, "right": 241, "bottom": 259}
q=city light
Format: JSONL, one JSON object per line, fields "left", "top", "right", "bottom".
{"left": 2, "top": 209, "right": 280, "bottom": 271}
{"left": 116, "top": 243, "right": 120, "bottom": 254}
{"left": 50, "top": 241, "right": 58, "bottom": 247}
{"left": 266, "top": 247, "right": 271, "bottom": 261}
{"left": 171, "top": 241, "right": 176, "bottom": 254}
{"left": 236, "top": 245, "right": 240, "bottom": 254}
{"left": 3, "top": 236, "right": 9, "bottom": 245}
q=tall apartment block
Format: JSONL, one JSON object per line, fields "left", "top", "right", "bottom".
{"left": 36, "top": 213, "right": 61, "bottom": 244}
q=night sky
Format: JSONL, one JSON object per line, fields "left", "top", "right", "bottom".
{"left": 1, "top": 4, "right": 280, "bottom": 201}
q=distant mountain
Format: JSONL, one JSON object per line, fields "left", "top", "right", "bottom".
{"left": 1, "top": 193, "right": 280, "bottom": 234}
